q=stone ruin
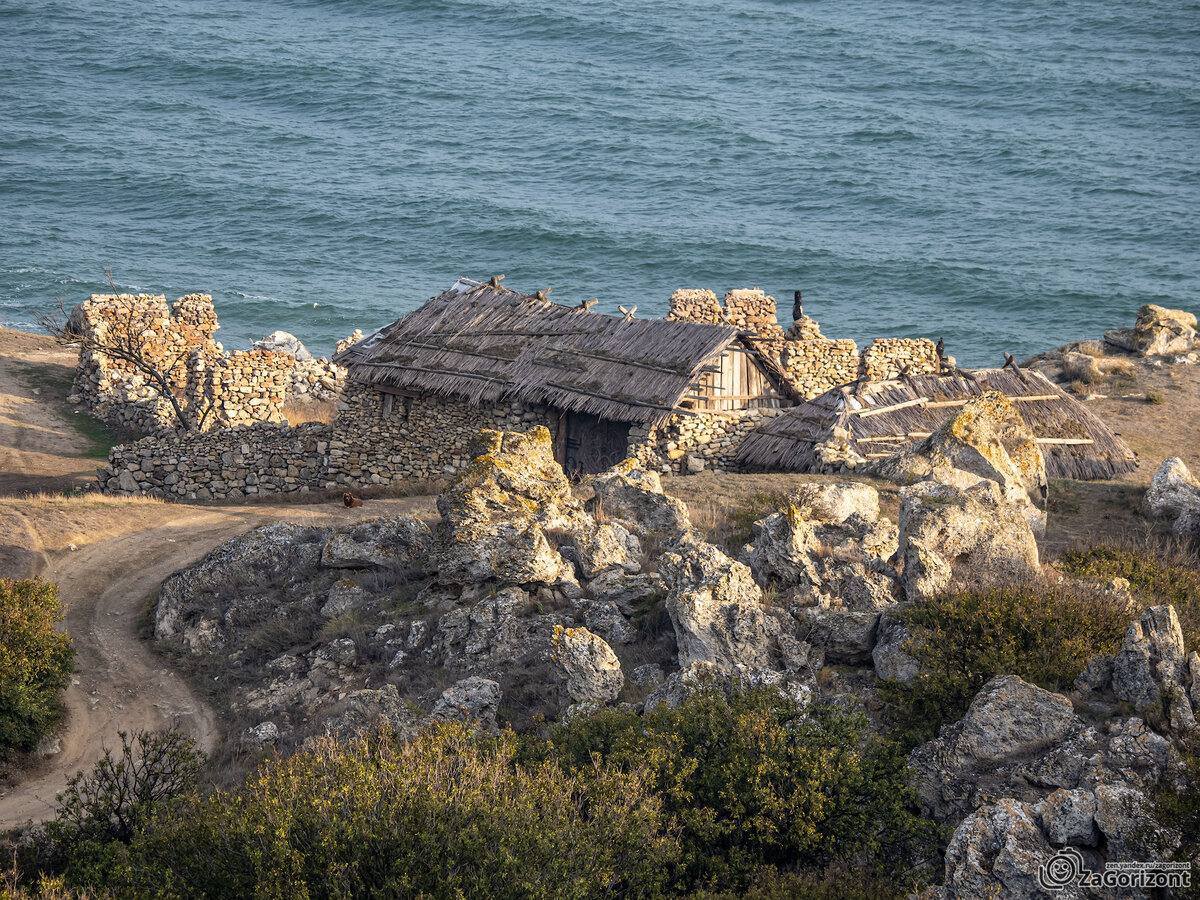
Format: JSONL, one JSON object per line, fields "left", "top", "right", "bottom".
{"left": 666, "top": 287, "right": 942, "bottom": 398}
{"left": 69, "top": 293, "right": 351, "bottom": 434}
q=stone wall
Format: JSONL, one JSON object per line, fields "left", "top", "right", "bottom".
{"left": 858, "top": 338, "right": 940, "bottom": 381}
{"left": 70, "top": 293, "right": 350, "bottom": 434}
{"left": 627, "top": 408, "right": 780, "bottom": 476}
{"left": 99, "top": 384, "right": 558, "bottom": 499}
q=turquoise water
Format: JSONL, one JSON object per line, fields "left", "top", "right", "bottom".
{"left": 2, "top": 0, "right": 1197, "bottom": 365}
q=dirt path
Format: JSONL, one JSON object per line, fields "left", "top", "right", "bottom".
{"left": 0, "top": 499, "right": 433, "bottom": 830}
{"left": 0, "top": 328, "right": 99, "bottom": 495}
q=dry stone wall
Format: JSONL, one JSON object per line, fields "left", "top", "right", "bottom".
{"left": 70, "top": 293, "right": 351, "bottom": 434}
{"left": 99, "top": 384, "right": 558, "bottom": 499}
{"left": 859, "top": 338, "right": 940, "bottom": 381}
{"left": 627, "top": 408, "right": 781, "bottom": 475}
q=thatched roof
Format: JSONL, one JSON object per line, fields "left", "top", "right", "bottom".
{"left": 737, "top": 368, "right": 1137, "bottom": 481}
{"left": 335, "top": 278, "right": 787, "bottom": 425}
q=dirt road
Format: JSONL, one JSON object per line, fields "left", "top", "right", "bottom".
{"left": 0, "top": 499, "right": 432, "bottom": 830}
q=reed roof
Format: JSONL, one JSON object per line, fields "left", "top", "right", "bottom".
{"left": 737, "top": 368, "right": 1137, "bottom": 481}
{"left": 335, "top": 278, "right": 761, "bottom": 424}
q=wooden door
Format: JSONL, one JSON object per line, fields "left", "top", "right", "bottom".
{"left": 560, "top": 413, "right": 631, "bottom": 477}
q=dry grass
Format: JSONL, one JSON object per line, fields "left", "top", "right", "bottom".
{"left": 282, "top": 399, "right": 338, "bottom": 426}
{"left": 0, "top": 489, "right": 164, "bottom": 510}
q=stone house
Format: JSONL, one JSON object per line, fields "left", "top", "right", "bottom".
{"left": 333, "top": 278, "right": 802, "bottom": 475}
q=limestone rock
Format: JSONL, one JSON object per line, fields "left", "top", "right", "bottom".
{"left": 955, "top": 676, "right": 1077, "bottom": 765}
{"left": 898, "top": 481, "right": 1040, "bottom": 603}
{"left": 800, "top": 608, "right": 879, "bottom": 664}
{"left": 873, "top": 608, "right": 919, "bottom": 682}
{"left": 873, "top": 391, "right": 1048, "bottom": 510}
{"left": 552, "top": 626, "right": 623, "bottom": 703}
{"left": 739, "top": 506, "right": 822, "bottom": 587}
{"left": 437, "top": 518, "right": 572, "bottom": 586}
{"left": 255, "top": 330, "right": 313, "bottom": 361}
{"left": 788, "top": 481, "right": 880, "bottom": 524}
{"left": 589, "top": 459, "right": 691, "bottom": 541}
{"left": 1036, "top": 788, "right": 1099, "bottom": 847}
{"left": 244, "top": 722, "right": 280, "bottom": 746}
{"left": 571, "top": 523, "right": 641, "bottom": 577}
{"left": 431, "top": 676, "right": 501, "bottom": 731}
{"left": 1131, "top": 304, "right": 1198, "bottom": 357}
{"left": 320, "top": 577, "right": 371, "bottom": 619}
{"left": 1112, "top": 605, "right": 1191, "bottom": 725}
{"left": 937, "top": 800, "right": 1068, "bottom": 900}
{"left": 321, "top": 515, "right": 432, "bottom": 571}
{"left": 660, "top": 537, "right": 773, "bottom": 671}
{"left": 1143, "top": 457, "right": 1200, "bottom": 522}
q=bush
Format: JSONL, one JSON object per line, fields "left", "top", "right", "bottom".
{"left": 46, "top": 730, "right": 204, "bottom": 886}
{"left": 1153, "top": 733, "right": 1200, "bottom": 899}
{"left": 527, "top": 687, "right": 934, "bottom": 894}
{"left": 1060, "top": 544, "right": 1200, "bottom": 649}
{"left": 114, "top": 724, "right": 676, "bottom": 899}
{"left": 0, "top": 578, "right": 75, "bottom": 755}
{"left": 880, "top": 583, "right": 1131, "bottom": 747}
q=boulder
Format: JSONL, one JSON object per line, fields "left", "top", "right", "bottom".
{"left": 873, "top": 391, "right": 1048, "bottom": 511}
{"left": 589, "top": 459, "right": 691, "bottom": 541}
{"left": 571, "top": 523, "right": 641, "bottom": 577}
{"left": 1143, "top": 457, "right": 1200, "bottom": 522}
{"left": 436, "top": 518, "right": 572, "bottom": 587}
{"left": 800, "top": 608, "right": 879, "bottom": 664}
{"left": 954, "top": 676, "right": 1077, "bottom": 765}
{"left": 1132, "top": 304, "right": 1197, "bottom": 357}
{"left": 788, "top": 481, "right": 880, "bottom": 524}
{"left": 254, "top": 330, "right": 313, "bottom": 361}
{"left": 1036, "top": 788, "right": 1099, "bottom": 847}
{"left": 552, "top": 626, "right": 624, "bottom": 703}
{"left": 320, "top": 577, "right": 371, "bottom": 619}
{"left": 431, "top": 676, "right": 501, "bottom": 731}
{"left": 935, "top": 800, "right": 1068, "bottom": 900}
{"left": 660, "top": 537, "right": 774, "bottom": 671}
{"left": 321, "top": 516, "right": 432, "bottom": 571}
{"left": 739, "top": 506, "right": 822, "bottom": 588}
{"left": 898, "top": 481, "right": 1040, "bottom": 603}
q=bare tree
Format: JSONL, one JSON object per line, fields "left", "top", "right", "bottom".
{"left": 39, "top": 269, "right": 210, "bottom": 431}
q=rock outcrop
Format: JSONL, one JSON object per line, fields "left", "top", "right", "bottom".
{"left": 1143, "top": 457, "right": 1200, "bottom": 536}
{"left": 872, "top": 391, "right": 1048, "bottom": 516}
{"left": 898, "top": 481, "right": 1040, "bottom": 603}
{"left": 1106, "top": 304, "right": 1198, "bottom": 357}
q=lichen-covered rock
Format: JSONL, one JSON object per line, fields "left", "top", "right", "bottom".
{"left": 431, "top": 676, "right": 501, "bottom": 731}
{"left": 1112, "top": 605, "right": 1193, "bottom": 728}
{"left": 552, "top": 626, "right": 623, "bottom": 703}
{"left": 739, "top": 506, "right": 822, "bottom": 587}
{"left": 589, "top": 459, "right": 691, "bottom": 540}
{"left": 437, "top": 518, "right": 572, "bottom": 586}
{"left": 660, "top": 537, "right": 774, "bottom": 670}
{"left": 800, "top": 608, "right": 879, "bottom": 664}
{"left": 571, "top": 523, "right": 641, "bottom": 577}
{"left": 935, "top": 800, "right": 1067, "bottom": 900}
{"left": 1132, "top": 304, "right": 1198, "bottom": 357}
{"left": 320, "top": 577, "right": 371, "bottom": 619}
{"left": 1036, "top": 788, "right": 1099, "bottom": 847}
{"left": 156, "top": 522, "right": 328, "bottom": 653}
{"left": 898, "top": 481, "right": 1040, "bottom": 602}
{"left": 320, "top": 515, "right": 432, "bottom": 571}
{"left": 873, "top": 391, "right": 1048, "bottom": 511}
{"left": 1143, "top": 457, "right": 1200, "bottom": 522}
{"left": 955, "top": 676, "right": 1078, "bottom": 765}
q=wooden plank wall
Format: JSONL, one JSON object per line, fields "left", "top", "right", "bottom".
{"left": 685, "top": 350, "right": 786, "bottom": 412}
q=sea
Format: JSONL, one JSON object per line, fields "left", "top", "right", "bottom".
{"left": 2, "top": 0, "right": 1197, "bottom": 366}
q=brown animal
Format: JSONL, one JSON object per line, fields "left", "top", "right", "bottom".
{"left": 343, "top": 491, "right": 363, "bottom": 508}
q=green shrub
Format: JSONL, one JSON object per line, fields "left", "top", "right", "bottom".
{"left": 528, "top": 687, "right": 934, "bottom": 894}
{"left": 1060, "top": 544, "right": 1200, "bottom": 648}
{"left": 880, "top": 583, "right": 1130, "bottom": 747}
{"left": 0, "top": 578, "right": 75, "bottom": 755}
{"left": 47, "top": 731, "right": 204, "bottom": 887}
{"left": 1153, "top": 733, "right": 1200, "bottom": 899}
{"left": 115, "top": 724, "right": 675, "bottom": 899}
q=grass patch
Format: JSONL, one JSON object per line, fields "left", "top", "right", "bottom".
{"left": 16, "top": 362, "right": 126, "bottom": 459}
{"left": 689, "top": 490, "right": 791, "bottom": 555}
{"left": 1146, "top": 390, "right": 1166, "bottom": 405}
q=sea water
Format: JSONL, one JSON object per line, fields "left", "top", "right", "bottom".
{"left": 2, "top": 0, "right": 1197, "bottom": 364}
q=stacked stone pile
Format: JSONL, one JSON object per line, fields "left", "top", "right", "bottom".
{"left": 186, "top": 349, "right": 293, "bottom": 430}
{"left": 721, "top": 288, "right": 785, "bottom": 337}
{"left": 772, "top": 338, "right": 860, "bottom": 399}
{"left": 858, "top": 338, "right": 941, "bottom": 381}
{"left": 628, "top": 408, "right": 780, "bottom": 475}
